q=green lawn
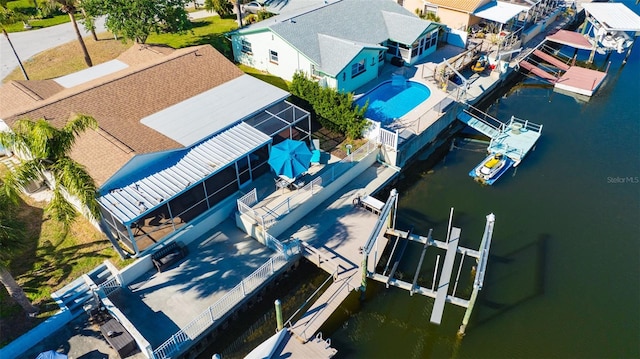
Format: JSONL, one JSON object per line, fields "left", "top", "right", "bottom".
{"left": 3, "top": 0, "right": 74, "bottom": 32}
{"left": 147, "top": 15, "right": 238, "bottom": 59}
{"left": 238, "top": 64, "right": 290, "bottom": 92}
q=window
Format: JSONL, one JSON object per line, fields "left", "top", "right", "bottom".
{"left": 378, "top": 51, "right": 384, "bottom": 63}
{"left": 425, "top": 4, "right": 438, "bottom": 17}
{"left": 269, "top": 50, "right": 278, "bottom": 64}
{"left": 351, "top": 59, "right": 366, "bottom": 78}
{"left": 311, "top": 64, "right": 321, "bottom": 78}
{"left": 241, "top": 39, "right": 252, "bottom": 54}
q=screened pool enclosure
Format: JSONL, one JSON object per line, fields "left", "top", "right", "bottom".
{"left": 98, "top": 101, "right": 310, "bottom": 255}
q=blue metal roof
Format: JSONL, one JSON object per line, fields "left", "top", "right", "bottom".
{"left": 98, "top": 122, "right": 271, "bottom": 224}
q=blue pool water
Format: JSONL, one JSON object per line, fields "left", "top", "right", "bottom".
{"left": 355, "top": 80, "right": 431, "bottom": 124}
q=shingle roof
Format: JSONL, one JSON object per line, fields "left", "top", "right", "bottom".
{"left": 427, "top": 0, "right": 490, "bottom": 13}
{"left": 239, "top": 0, "right": 435, "bottom": 76}
{"left": 0, "top": 45, "right": 246, "bottom": 185}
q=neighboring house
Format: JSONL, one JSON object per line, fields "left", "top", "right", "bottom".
{"left": 399, "top": 0, "right": 491, "bottom": 31}
{"left": 230, "top": 0, "right": 441, "bottom": 93}
{"left": 0, "top": 44, "right": 311, "bottom": 256}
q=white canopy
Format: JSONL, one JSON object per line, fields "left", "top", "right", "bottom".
{"left": 474, "top": 1, "right": 529, "bottom": 24}
{"left": 582, "top": 3, "right": 640, "bottom": 32}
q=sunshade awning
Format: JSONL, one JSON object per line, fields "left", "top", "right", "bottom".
{"left": 99, "top": 121, "right": 270, "bottom": 224}
{"left": 546, "top": 30, "right": 594, "bottom": 50}
{"left": 474, "top": 1, "right": 530, "bottom": 24}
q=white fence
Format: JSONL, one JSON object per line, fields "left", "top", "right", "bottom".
{"left": 153, "top": 253, "right": 290, "bottom": 359}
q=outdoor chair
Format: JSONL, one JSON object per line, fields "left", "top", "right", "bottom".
{"left": 310, "top": 139, "right": 321, "bottom": 166}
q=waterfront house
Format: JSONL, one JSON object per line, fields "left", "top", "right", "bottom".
{"left": 400, "top": 0, "right": 491, "bottom": 31}
{"left": 230, "top": 0, "right": 441, "bottom": 93}
{"left": 0, "top": 44, "right": 311, "bottom": 256}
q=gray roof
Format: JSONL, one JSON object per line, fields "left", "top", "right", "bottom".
{"left": 98, "top": 121, "right": 271, "bottom": 224}
{"left": 239, "top": 0, "right": 435, "bottom": 76}
{"left": 141, "top": 74, "right": 289, "bottom": 147}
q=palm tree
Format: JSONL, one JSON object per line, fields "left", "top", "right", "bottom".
{"left": 53, "top": 0, "right": 93, "bottom": 67}
{"left": 0, "top": 2, "right": 29, "bottom": 80}
{"left": 0, "top": 115, "right": 100, "bottom": 227}
{"left": 0, "top": 189, "right": 39, "bottom": 316}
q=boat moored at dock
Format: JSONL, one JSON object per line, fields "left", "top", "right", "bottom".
{"left": 470, "top": 153, "right": 514, "bottom": 185}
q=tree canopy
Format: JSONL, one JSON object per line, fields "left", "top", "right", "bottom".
{"left": 0, "top": 115, "right": 100, "bottom": 227}
{"left": 83, "top": 0, "right": 192, "bottom": 43}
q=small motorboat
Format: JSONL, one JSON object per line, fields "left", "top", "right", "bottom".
{"left": 470, "top": 153, "right": 514, "bottom": 185}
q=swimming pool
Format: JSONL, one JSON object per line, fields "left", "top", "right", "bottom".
{"left": 354, "top": 79, "right": 431, "bottom": 124}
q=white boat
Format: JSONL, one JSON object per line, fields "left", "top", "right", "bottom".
{"left": 470, "top": 153, "right": 514, "bottom": 185}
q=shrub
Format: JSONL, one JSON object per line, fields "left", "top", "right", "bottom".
{"left": 290, "top": 71, "right": 368, "bottom": 139}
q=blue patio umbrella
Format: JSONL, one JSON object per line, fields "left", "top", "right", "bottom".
{"left": 36, "top": 351, "right": 68, "bottom": 359}
{"left": 268, "top": 139, "right": 312, "bottom": 179}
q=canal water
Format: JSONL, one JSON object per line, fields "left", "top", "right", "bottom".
{"left": 330, "top": 8, "right": 640, "bottom": 359}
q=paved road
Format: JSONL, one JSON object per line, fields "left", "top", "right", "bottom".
{"left": 0, "top": 17, "right": 107, "bottom": 81}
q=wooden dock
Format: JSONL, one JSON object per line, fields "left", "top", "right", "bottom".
{"left": 430, "top": 227, "right": 460, "bottom": 325}
{"left": 287, "top": 192, "right": 393, "bottom": 343}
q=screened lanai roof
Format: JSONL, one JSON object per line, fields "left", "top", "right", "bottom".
{"left": 98, "top": 121, "right": 270, "bottom": 224}
{"left": 141, "top": 74, "right": 289, "bottom": 147}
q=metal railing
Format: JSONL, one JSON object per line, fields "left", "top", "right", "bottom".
{"left": 464, "top": 106, "right": 507, "bottom": 134}
{"left": 239, "top": 140, "right": 379, "bottom": 231}
{"left": 510, "top": 116, "right": 543, "bottom": 133}
{"left": 237, "top": 188, "right": 258, "bottom": 208}
{"left": 299, "top": 241, "right": 342, "bottom": 280}
{"left": 153, "top": 253, "right": 289, "bottom": 359}
{"left": 98, "top": 276, "right": 121, "bottom": 297}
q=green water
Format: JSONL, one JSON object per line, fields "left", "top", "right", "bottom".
{"left": 330, "top": 13, "right": 640, "bottom": 359}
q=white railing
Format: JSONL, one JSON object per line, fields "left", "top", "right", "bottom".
{"left": 99, "top": 276, "right": 121, "bottom": 297}
{"left": 379, "top": 128, "right": 398, "bottom": 150}
{"left": 237, "top": 188, "right": 258, "bottom": 208}
{"left": 153, "top": 253, "right": 289, "bottom": 359}
{"left": 247, "top": 141, "right": 378, "bottom": 231}
{"left": 510, "top": 116, "right": 543, "bottom": 133}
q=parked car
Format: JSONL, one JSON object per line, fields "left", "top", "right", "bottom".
{"left": 243, "top": 1, "right": 264, "bottom": 14}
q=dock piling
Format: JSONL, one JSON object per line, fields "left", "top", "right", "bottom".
{"left": 275, "top": 299, "right": 283, "bottom": 331}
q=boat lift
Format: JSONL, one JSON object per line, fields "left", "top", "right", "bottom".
{"left": 362, "top": 205, "right": 496, "bottom": 334}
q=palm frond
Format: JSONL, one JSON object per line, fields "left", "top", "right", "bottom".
{"left": 53, "top": 157, "right": 100, "bottom": 220}
{"left": 46, "top": 187, "right": 78, "bottom": 227}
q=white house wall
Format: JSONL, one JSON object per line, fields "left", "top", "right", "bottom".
{"left": 233, "top": 31, "right": 316, "bottom": 83}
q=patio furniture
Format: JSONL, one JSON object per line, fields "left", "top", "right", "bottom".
{"left": 355, "top": 195, "right": 385, "bottom": 215}
{"left": 275, "top": 176, "right": 290, "bottom": 193}
{"left": 151, "top": 241, "right": 187, "bottom": 272}
{"left": 100, "top": 317, "right": 137, "bottom": 357}
{"left": 310, "top": 139, "right": 322, "bottom": 166}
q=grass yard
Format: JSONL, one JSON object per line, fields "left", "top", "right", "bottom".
{"left": 238, "top": 64, "right": 290, "bottom": 92}
{"left": 2, "top": 35, "right": 133, "bottom": 83}
{"left": 0, "top": 166, "right": 133, "bottom": 347}
{"left": 3, "top": 0, "right": 75, "bottom": 32}
{"left": 147, "top": 15, "right": 238, "bottom": 59}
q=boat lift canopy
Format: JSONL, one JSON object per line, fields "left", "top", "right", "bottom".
{"left": 582, "top": 3, "right": 640, "bottom": 33}
{"left": 546, "top": 30, "right": 593, "bottom": 50}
